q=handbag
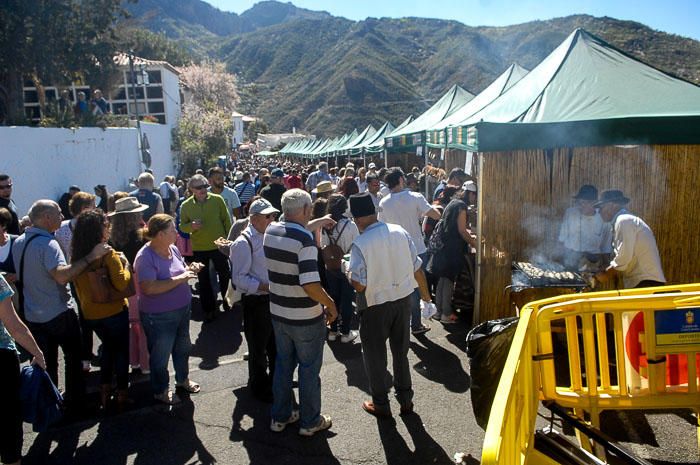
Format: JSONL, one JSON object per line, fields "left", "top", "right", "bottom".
{"left": 86, "top": 256, "right": 135, "bottom": 304}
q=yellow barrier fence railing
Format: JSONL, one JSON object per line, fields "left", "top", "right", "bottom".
{"left": 481, "top": 283, "right": 700, "bottom": 465}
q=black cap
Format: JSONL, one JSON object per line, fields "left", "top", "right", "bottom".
{"left": 594, "top": 189, "right": 630, "bottom": 208}
{"left": 349, "top": 192, "right": 376, "bottom": 218}
{"left": 573, "top": 185, "right": 597, "bottom": 201}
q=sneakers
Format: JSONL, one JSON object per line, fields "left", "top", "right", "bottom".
{"left": 327, "top": 331, "right": 339, "bottom": 342}
{"left": 411, "top": 324, "right": 431, "bottom": 335}
{"left": 340, "top": 330, "right": 358, "bottom": 343}
{"left": 270, "top": 410, "right": 300, "bottom": 432}
{"left": 298, "top": 414, "right": 332, "bottom": 436}
{"left": 154, "top": 390, "right": 181, "bottom": 405}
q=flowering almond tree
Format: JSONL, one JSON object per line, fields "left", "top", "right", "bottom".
{"left": 174, "top": 62, "right": 240, "bottom": 174}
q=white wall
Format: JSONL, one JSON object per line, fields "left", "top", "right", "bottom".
{"left": 0, "top": 125, "right": 175, "bottom": 215}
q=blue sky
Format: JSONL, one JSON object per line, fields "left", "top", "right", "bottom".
{"left": 207, "top": 0, "right": 700, "bottom": 40}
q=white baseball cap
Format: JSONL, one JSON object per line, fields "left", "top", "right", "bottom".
{"left": 462, "top": 180, "right": 477, "bottom": 192}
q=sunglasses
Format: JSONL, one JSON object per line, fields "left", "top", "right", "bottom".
{"left": 191, "top": 184, "right": 208, "bottom": 190}
{"left": 0, "top": 184, "right": 12, "bottom": 190}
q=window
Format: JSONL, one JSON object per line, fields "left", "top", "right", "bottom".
{"left": 146, "top": 86, "right": 163, "bottom": 99}
{"left": 147, "top": 70, "right": 162, "bottom": 84}
{"left": 148, "top": 102, "right": 164, "bottom": 113}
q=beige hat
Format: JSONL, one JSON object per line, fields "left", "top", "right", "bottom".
{"left": 108, "top": 196, "right": 149, "bottom": 216}
{"left": 312, "top": 181, "right": 335, "bottom": 194}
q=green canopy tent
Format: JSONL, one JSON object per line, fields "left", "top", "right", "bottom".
{"left": 447, "top": 28, "right": 700, "bottom": 324}
{"left": 447, "top": 28, "right": 700, "bottom": 152}
{"left": 385, "top": 84, "right": 474, "bottom": 153}
{"left": 363, "top": 120, "right": 397, "bottom": 154}
{"left": 425, "top": 63, "right": 529, "bottom": 149}
{"left": 339, "top": 124, "right": 377, "bottom": 158}
{"left": 324, "top": 130, "right": 358, "bottom": 164}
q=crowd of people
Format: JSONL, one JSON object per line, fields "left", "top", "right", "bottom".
{"left": 0, "top": 154, "right": 665, "bottom": 462}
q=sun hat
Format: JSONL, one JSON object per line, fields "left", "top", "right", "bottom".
{"left": 573, "top": 185, "right": 598, "bottom": 201}
{"left": 312, "top": 181, "right": 335, "bottom": 194}
{"left": 108, "top": 197, "right": 148, "bottom": 216}
{"left": 594, "top": 189, "right": 630, "bottom": 208}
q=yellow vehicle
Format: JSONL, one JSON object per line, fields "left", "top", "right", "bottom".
{"left": 481, "top": 283, "right": 700, "bottom": 465}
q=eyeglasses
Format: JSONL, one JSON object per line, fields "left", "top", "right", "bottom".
{"left": 191, "top": 184, "right": 208, "bottom": 190}
{"left": 0, "top": 184, "right": 12, "bottom": 190}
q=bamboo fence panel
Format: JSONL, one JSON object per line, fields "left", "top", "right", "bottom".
{"left": 477, "top": 144, "right": 700, "bottom": 323}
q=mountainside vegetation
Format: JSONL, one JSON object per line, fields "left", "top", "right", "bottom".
{"left": 124, "top": 0, "right": 700, "bottom": 137}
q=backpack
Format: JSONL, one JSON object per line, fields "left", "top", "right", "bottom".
{"left": 321, "top": 221, "right": 349, "bottom": 271}
{"left": 427, "top": 219, "right": 446, "bottom": 255}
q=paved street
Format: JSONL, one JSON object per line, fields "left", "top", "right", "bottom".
{"left": 21, "top": 296, "right": 483, "bottom": 465}
{"left": 20, "top": 294, "right": 700, "bottom": 464}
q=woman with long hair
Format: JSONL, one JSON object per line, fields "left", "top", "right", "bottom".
{"left": 134, "top": 214, "right": 203, "bottom": 405}
{"left": 94, "top": 185, "right": 109, "bottom": 212}
{"left": 109, "top": 197, "right": 149, "bottom": 374}
{"left": 426, "top": 189, "right": 476, "bottom": 324}
{"left": 320, "top": 194, "right": 359, "bottom": 342}
{"left": 72, "top": 210, "right": 132, "bottom": 410}
{"left": 339, "top": 177, "right": 359, "bottom": 198}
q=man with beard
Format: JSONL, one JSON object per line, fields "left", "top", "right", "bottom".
{"left": 208, "top": 167, "right": 242, "bottom": 220}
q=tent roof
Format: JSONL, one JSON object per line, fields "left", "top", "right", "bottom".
{"left": 450, "top": 29, "right": 700, "bottom": 151}
{"left": 340, "top": 124, "right": 377, "bottom": 153}
{"left": 363, "top": 121, "right": 396, "bottom": 153}
{"left": 390, "top": 85, "right": 475, "bottom": 139}
{"left": 431, "top": 64, "right": 528, "bottom": 132}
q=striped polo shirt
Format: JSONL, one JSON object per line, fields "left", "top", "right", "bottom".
{"left": 263, "top": 221, "right": 323, "bottom": 324}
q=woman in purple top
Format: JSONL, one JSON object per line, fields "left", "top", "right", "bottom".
{"left": 134, "top": 214, "right": 204, "bottom": 405}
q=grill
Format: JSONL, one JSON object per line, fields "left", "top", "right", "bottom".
{"left": 510, "top": 261, "right": 588, "bottom": 292}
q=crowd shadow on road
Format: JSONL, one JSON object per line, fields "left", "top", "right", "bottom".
{"left": 375, "top": 412, "right": 455, "bottom": 465}
{"left": 25, "top": 397, "right": 215, "bottom": 465}
{"left": 229, "top": 387, "right": 340, "bottom": 465}
{"left": 326, "top": 339, "right": 371, "bottom": 395}
{"left": 190, "top": 303, "right": 244, "bottom": 370}
{"left": 409, "top": 334, "right": 471, "bottom": 393}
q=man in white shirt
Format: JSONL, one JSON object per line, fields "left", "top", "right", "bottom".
{"left": 347, "top": 192, "right": 433, "bottom": 417}
{"left": 378, "top": 168, "right": 441, "bottom": 334}
{"left": 593, "top": 190, "right": 665, "bottom": 289}
{"left": 558, "top": 185, "right": 608, "bottom": 268}
{"left": 366, "top": 173, "right": 382, "bottom": 210}
{"left": 230, "top": 198, "right": 277, "bottom": 402}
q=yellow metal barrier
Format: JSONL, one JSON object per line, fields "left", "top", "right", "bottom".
{"left": 481, "top": 283, "right": 700, "bottom": 465}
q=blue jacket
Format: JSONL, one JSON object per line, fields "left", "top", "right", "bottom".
{"left": 20, "top": 365, "right": 63, "bottom": 432}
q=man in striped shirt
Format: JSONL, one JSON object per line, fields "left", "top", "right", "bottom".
{"left": 263, "top": 188, "right": 338, "bottom": 437}
{"left": 233, "top": 172, "right": 257, "bottom": 212}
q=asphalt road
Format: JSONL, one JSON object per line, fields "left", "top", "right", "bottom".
{"left": 20, "top": 294, "right": 699, "bottom": 464}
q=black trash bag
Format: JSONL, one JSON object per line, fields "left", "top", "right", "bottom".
{"left": 466, "top": 317, "right": 520, "bottom": 430}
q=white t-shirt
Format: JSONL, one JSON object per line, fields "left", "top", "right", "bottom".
{"left": 210, "top": 186, "right": 241, "bottom": 220}
{"left": 378, "top": 190, "right": 432, "bottom": 254}
{"left": 319, "top": 218, "right": 359, "bottom": 254}
{"left": 558, "top": 207, "right": 606, "bottom": 253}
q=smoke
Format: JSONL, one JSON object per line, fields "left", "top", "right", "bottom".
{"left": 519, "top": 202, "right": 566, "bottom": 270}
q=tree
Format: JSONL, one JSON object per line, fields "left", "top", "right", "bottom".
{"left": 179, "top": 61, "right": 240, "bottom": 112}
{"left": 173, "top": 62, "right": 241, "bottom": 175}
{"left": 0, "top": 0, "right": 128, "bottom": 124}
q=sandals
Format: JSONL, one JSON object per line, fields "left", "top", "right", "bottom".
{"left": 154, "top": 390, "right": 181, "bottom": 405}
{"left": 176, "top": 379, "right": 201, "bottom": 394}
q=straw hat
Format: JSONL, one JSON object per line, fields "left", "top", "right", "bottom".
{"left": 108, "top": 197, "right": 148, "bottom": 216}
{"left": 312, "top": 181, "right": 335, "bottom": 194}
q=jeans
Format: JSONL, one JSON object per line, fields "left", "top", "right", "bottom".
{"left": 242, "top": 295, "right": 276, "bottom": 396}
{"left": 87, "top": 310, "right": 130, "bottom": 389}
{"left": 27, "top": 310, "right": 85, "bottom": 407}
{"left": 435, "top": 277, "right": 455, "bottom": 320}
{"left": 325, "top": 270, "right": 355, "bottom": 335}
{"left": 0, "top": 349, "right": 22, "bottom": 464}
{"left": 140, "top": 304, "right": 192, "bottom": 394}
{"left": 271, "top": 318, "right": 326, "bottom": 429}
{"left": 192, "top": 249, "right": 230, "bottom": 317}
{"left": 359, "top": 294, "right": 413, "bottom": 407}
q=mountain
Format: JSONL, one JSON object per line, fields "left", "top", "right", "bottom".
{"left": 124, "top": 0, "right": 700, "bottom": 138}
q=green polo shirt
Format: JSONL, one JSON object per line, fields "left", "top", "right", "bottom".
{"left": 179, "top": 193, "right": 232, "bottom": 251}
